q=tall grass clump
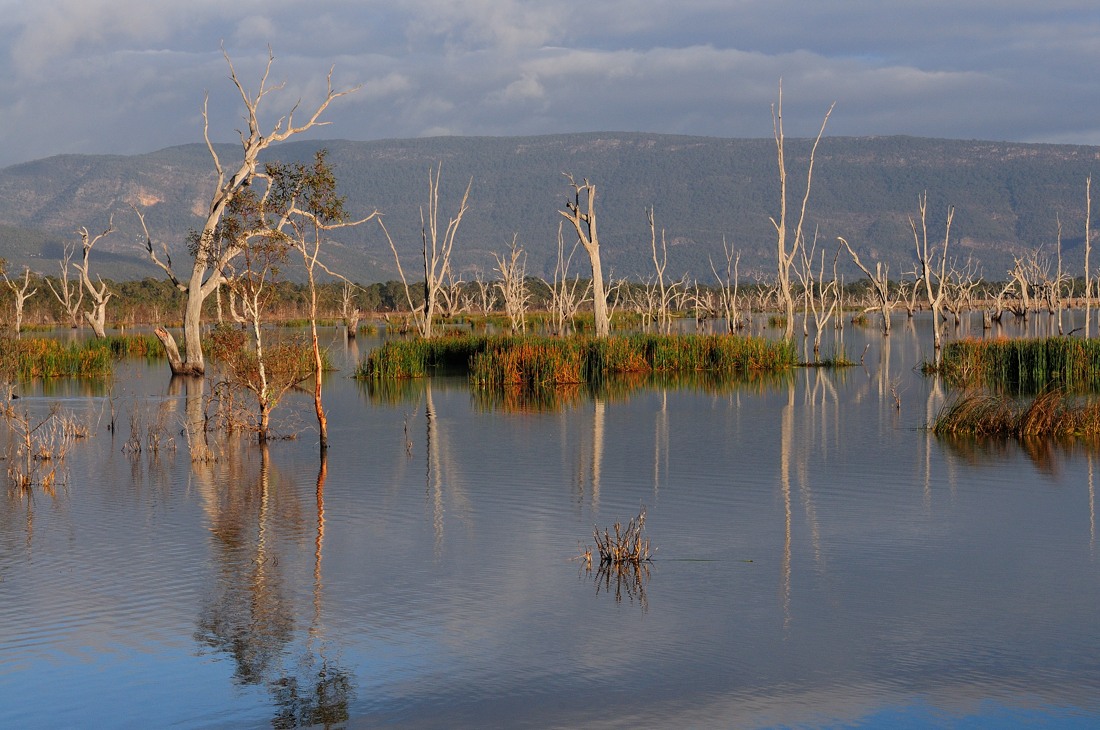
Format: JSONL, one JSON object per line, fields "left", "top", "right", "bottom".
{"left": 932, "top": 388, "right": 1100, "bottom": 437}
{"left": 630, "top": 333, "right": 797, "bottom": 372}
{"left": 471, "top": 337, "right": 585, "bottom": 388}
{"left": 0, "top": 337, "right": 114, "bottom": 378}
{"left": 357, "top": 333, "right": 497, "bottom": 379}
{"left": 101, "top": 334, "right": 165, "bottom": 359}
{"left": 935, "top": 337, "right": 1100, "bottom": 392}
{"left": 360, "top": 333, "right": 797, "bottom": 397}
{"left": 474, "top": 333, "right": 796, "bottom": 386}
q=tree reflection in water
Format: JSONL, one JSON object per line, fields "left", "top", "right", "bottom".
{"left": 194, "top": 448, "right": 354, "bottom": 726}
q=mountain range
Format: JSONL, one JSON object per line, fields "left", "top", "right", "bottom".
{"left": 0, "top": 132, "right": 1097, "bottom": 285}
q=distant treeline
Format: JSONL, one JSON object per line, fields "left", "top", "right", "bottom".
{"left": 6, "top": 272, "right": 1092, "bottom": 331}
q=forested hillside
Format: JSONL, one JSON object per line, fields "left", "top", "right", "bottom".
{"left": 0, "top": 133, "right": 1097, "bottom": 284}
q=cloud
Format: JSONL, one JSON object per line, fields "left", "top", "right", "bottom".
{"left": 1, "top": 1, "right": 1100, "bottom": 167}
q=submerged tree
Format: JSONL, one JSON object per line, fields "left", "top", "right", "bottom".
{"left": 74, "top": 219, "right": 115, "bottom": 338}
{"left": 137, "top": 47, "right": 359, "bottom": 375}
{"left": 710, "top": 236, "right": 742, "bottom": 333}
{"left": 45, "top": 237, "right": 85, "bottom": 330}
{"left": 2, "top": 263, "right": 37, "bottom": 338}
{"left": 770, "top": 82, "right": 834, "bottom": 340}
{"left": 204, "top": 151, "right": 352, "bottom": 444}
{"left": 493, "top": 234, "right": 529, "bottom": 333}
{"left": 561, "top": 174, "right": 610, "bottom": 337}
{"left": 839, "top": 236, "right": 896, "bottom": 336}
{"left": 278, "top": 150, "right": 377, "bottom": 452}
{"left": 911, "top": 192, "right": 955, "bottom": 352}
{"left": 381, "top": 163, "right": 471, "bottom": 339}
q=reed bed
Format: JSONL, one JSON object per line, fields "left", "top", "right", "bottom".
{"left": 0, "top": 338, "right": 114, "bottom": 378}
{"left": 935, "top": 337, "right": 1100, "bottom": 392}
{"left": 932, "top": 388, "right": 1100, "bottom": 438}
{"left": 357, "top": 334, "right": 494, "bottom": 379}
{"left": 100, "top": 334, "right": 164, "bottom": 359}
{"left": 361, "top": 333, "right": 796, "bottom": 387}
{"left": 0, "top": 334, "right": 168, "bottom": 380}
{"left": 471, "top": 338, "right": 587, "bottom": 388}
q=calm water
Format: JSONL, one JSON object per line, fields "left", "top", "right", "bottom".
{"left": 2, "top": 315, "right": 1099, "bottom": 729}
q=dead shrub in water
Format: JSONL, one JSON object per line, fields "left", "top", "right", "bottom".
{"left": 121, "top": 402, "right": 177, "bottom": 456}
{"left": 587, "top": 508, "right": 653, "bottom": 566}
{"left": 4, "top": 406, "right": 85, "bottom": 491}
{"left": 578, "top": 507, "right": 653, "bottom": 612}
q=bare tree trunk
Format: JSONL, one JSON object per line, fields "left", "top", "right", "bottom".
{"left": 1086, "top": 176, "right": 1092, "bottom": 339}
{"left": 155, "top": 327, "right": 186, "bottom": 374}
{"left": 561, "top": 175, "right": 610, "bottom": 337}
{"left": 551, "top": 222, "right": 590, "bottom": 336}
{"left": 45, "top": 237, "right": 85, "bottom": 329}
{"left": 3, "top": 267, "right": 37, "bottom": 338}
{"left": 839, "top": 236, "right": 894, "bottom": 335}
{"left": 911, "top": 192, "right": 954, "bottom": 351}
{"left": 493, "top": 234, "right": 529, "bottom": 333}
{"left": 382, "top": 164, "right": 471, "bottom": 339}
{"left": 710, "top": 236, "right": 742, "bottom": 333}
{"left": 340, "top": 281, "right": 361, "bottom": 339}
{"left": 770, "top": 82, "right": 834, "bottom": 341}
{"left": 73, "top": 221, "right": 115, "bottom": 338}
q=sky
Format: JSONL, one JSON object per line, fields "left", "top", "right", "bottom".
{"left": 1, "top": 1, "right": 1100, "bottom": 168}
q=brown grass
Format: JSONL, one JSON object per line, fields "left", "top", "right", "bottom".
{"left": 932, "top": 388, "right": 1100, "bottom": 438}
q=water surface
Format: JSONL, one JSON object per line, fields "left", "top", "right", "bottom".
{"left": 2, "top": 315, "right": 1099, "bottom": 728}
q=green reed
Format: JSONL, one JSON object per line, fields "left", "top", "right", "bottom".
{"left": 0, "top": 338, "right": 113, "bottom": 378}
{"left": 357, "top": 334, "right": 497, "bottom": 379}
{"left": 100, "top": 334, "right": 164, "bottom": 359}
{"left": 0, "top": 334, "right": 174, "bottom": 380}
{"left": 935, "top": 337, "right": 1100, "bottom": 392}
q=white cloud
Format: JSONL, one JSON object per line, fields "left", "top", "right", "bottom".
{"left": 2, "top": 1, "right": 1100, "bottom": 166}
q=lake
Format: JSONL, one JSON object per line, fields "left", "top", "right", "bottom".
{"left": 2, "top": 314, "right": 1099, "bottom": 729}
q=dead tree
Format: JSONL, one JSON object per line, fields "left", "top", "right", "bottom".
{"left": 436, "top": 268, "right": 467, "bottom": 320}
{"left": 340, "top": 280, "right": 361, "bottom": 338}
{"left": 839, "top": 236, "right": 896, "bottom": 335}
{"left": 710, "top": 237, "right": 742, "bottom": 333}
{"left": 137, "top": 47, "right": 359, "bottom": 375}
{"left": 45, "top": 239, "right": 84, "bottom": 329}
{"left": 1086, "top": 176, "right": 1093, "bottom": 338}
{"left": 381, "top": 163, "right": 471, "bottom": 338}
{"left": 493, "top": 234, "right": 529, "bottom": 334}
{"left": 561, "top": 174, "right": 610, "bottom": 337}
{"left": 911, "top": 192, "right": 954, "bottom": 351}
{"left": 945, "top": 258, "right": 982, "bottom": 327}
{"left": 467, "top": 270, "right": 499, "bottom": 315}
{"left": 1054, "top": 216, "right": 1070, "bottom": 334}
{"left": 900, "top": 266, "right": 924, "bottom": 318}
{"left": 770, "top": 82, "right": 834, "bottom": 340}
{"left": 796, "top": 234, "right": 840, "bottom": 359}
{"left": 73, "top": 220, "right": 115, "bottom": 338}
{"left": 645, "top": 206, "right": 679, "bottom": 334}
{"left": 550, "top": 222, "right": 590, "bottom": 336}
{"left": 3, "top": 265, "right": 37, "bottom": 337}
